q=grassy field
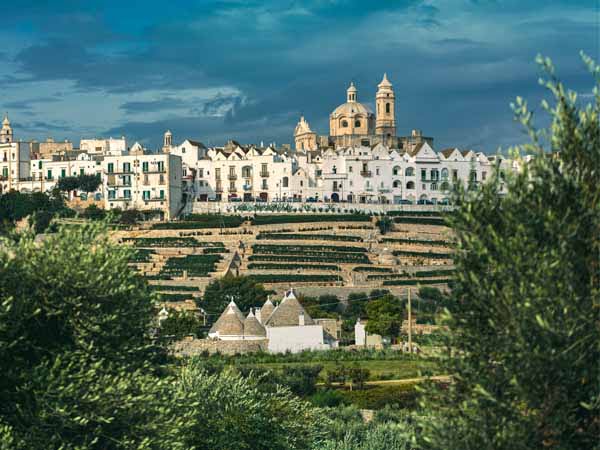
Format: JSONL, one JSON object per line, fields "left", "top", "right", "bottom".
{"left": 237, "top": 358, "right": 439, "bottom": 381}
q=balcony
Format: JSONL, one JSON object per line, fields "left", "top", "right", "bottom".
{"left": 144, "top": 197, "right": 166, "bottom": 202}
{"left": 378, "top": 188, "right": 391, "bottom": 193}
{"left": 243, "top": 184, "right": 252, "bottom": 191}
{"left": 360, "top": 170, "right": 372, "bottom": 177}
{"left": 143, "top": 169, "right": 166, "bottom": 174}
{"left": 228, "top": 174, "right": 237, "bottom": 180}
{"left": 365, "top": 187, "right": 374, "bottom": 192}
{"left": 260, "top": 171, "right": 269, "bottom": 178}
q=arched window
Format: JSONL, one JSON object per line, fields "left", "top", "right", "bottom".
{"left": 440, "top": 181, "right": 449, "bottom": 191}
{"left": 405, "top": 167, "right": 415, "bottom": 177}
{"left": 341, "top": 120, "right": 348, "bottom": 128}
{"left": 392, "top": 166, "right": 400, "bottom": 176}
{"left": 406, "top": 181, "right": 415, "bottom": 190}
{"left": 385, "top": 103, "right": 390, "bottom": 113}
{"left": 354, "top": 120, "right": 361, "bottom": 128}
{"left": 393, "top": 180, "right": 401, "bottom": 188}
{"left": 441, "top": 168, "right": 449, "bottom": 180}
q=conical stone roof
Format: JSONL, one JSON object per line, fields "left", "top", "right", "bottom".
{"left": 214, "top": 304, "right": 244, "bottom": 336}
{"left": 265, "top": 292, "right": 314, "bottom": 328}
{"left": 209, "top": 300, "right": 245, "bottom": 334}
{"left": 259, "top": 298, "right": 275, "bottom": 324}
{"left": 244, "top": 310, "right": 266, "bottom": 337}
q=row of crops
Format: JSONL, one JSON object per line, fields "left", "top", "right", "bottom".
{"left": 148, "top": 254, "right": 224, "bottom": 280}
{"left": 366, "top": 269, "right": 455, "bottom": 281}
{"left": 256, "top": 233, "right": 363, "bottom": 242}
{"left": 380, "top": 237, "right": 450, "bottom": 246}
{"left": 124, "top": 237, "right": 227, "bottom": 248}
{"left": 247, "top": 274, "right": 343, "bottom": 284}
{"left": 247, "top": 263, "right": 341, "bottom": 271}
{"left": 392, "top": 250, "right": 453, "bottom": 259}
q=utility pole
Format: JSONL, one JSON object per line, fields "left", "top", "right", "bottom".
{"left": 407, "top": 287, "right": 412, "bottom": 353}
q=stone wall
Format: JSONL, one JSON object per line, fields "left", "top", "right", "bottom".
{"left": 172, "top": 337, "right": 268, "bottom": 356}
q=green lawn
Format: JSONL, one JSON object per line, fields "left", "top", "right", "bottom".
{"left": 238, "top": 358, "right": 439, "bottom": 381}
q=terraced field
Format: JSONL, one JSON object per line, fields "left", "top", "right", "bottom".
{"left": 118, "top": 209, "right": 455, "bottom": 309}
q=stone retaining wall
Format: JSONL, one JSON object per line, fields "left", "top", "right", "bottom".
{"left": 172, "top": 337, "right": 268, "bottom": 356}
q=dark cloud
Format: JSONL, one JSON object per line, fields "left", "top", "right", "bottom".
{"left": 4, "top": 0, "right": 597, "bottom": 150}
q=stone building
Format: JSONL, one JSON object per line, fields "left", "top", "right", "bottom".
{"left": 207, "top": 290, "right": 339, "bottom": 353}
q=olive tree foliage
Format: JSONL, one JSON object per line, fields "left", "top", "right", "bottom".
{"left": 419, "top": 54, "right": 600, "bottom": 450}
{"left": 172, "top": 362, "right": 329, "bottom": 450}
{"left": 0, "top": 222, "right": 179, "bottom": 448}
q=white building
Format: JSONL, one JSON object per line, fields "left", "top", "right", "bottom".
{"left": 80, "top": 137, "right": 127, "bottom": 156}
{"left": 102, "top": 153, "right": 183, "bottom": 219}
{"left": 0, "top": 114, "right": 32, "bottom": 194}
{"left": 208, "top": 290, "right": 338, "bottom": 353}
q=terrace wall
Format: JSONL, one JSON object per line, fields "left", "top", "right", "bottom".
{"left": 172, "top": 337, "right": 268, "bottom": 356}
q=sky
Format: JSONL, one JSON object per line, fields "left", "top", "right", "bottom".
{"left": 0, "top": 0, "right": 598, "bottom": 153}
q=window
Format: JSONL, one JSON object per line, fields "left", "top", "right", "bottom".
{"left": 349, "top": 166, "right": 353, "bottom": 173}
{"left": 107, "top": 163, "right": 114, "bottom": 173}
{"left": 80, "top": 168, "right": 84, "bottom": 176}
{"left": 159, "top": 174, "right": 165, "bottom": 185}
{"left": 262, "top": 179, "right": 267, "bottom": 189}
{"left": 316, "top": 169, "right": 322, "bottom": 177}
{"left": 482, "top": 171, "right": 487, "bottom": 180}
{"left": 159, "top": 190, "right": 165, "bottom": 199}
{"left": 38, "top": 161, "right": 42, "bottom": 170}
{"left": 143, "top": 190, "right": 150, "bottom": 200}
{"left": 431, "top": 182, "right": 438, "bottom": 191}
{"left": 441, "top": 168, "right": 449, "bottom": 180}
{"left": 229, "top": 166, "right": 235, "bottom": 177}
{"left": 123, "top": 189, "right": 131, "bottom": 199}
{"left": 61, "top": 169, "right": 66, "bottom": 178}
{"left": 421, "top": 169, "right": 427, "bottom": 181}
{"left": 182, "top": 168, "right": 187, "bottom": 177}
{"left": 47, "top": 170, "right": 53, "bottom": 180}
{"left": 452, "top": 169, "right": 458, "bottom": 181}
{"left": 229, "top": 181, "right": 235, "bottom": 190}
{"left": 142, "top": 161, "right": 149, "bottom": 172}
{"left": 157, "top": 161, "right": 164, "bottom": 172}
{"left": 441, "top": 181, "right": 449, "bottom": 191}
{"left": 393, "top": 180, "right": 400, "bottom": 188}
{"left": 182, "top": 147, "right": 186, "bottom": 153}
{"left": 376, "top": 168, "right": 380, "bottom": 175}
{"left": 354, "top": 120, "right": 361, "bottom": 128}
{"left": 361, "top": 139, "right": 370, "bottom": 146}
{"left": 300, "top": 181, "right": 303, "bottom": 187}
{"left": 123, "top": 162, "right": 131, "bottom": 173}
{"left": 392, "top": 166, "right": 400, "bottom": 176}
{"left": 282, "top": 177, "right": 289, "bottom": 188}
{"left": 261, "top": 163, "right": 268, "bottom": 175}
{"left": 108, "top": 190, "right": 115, "bottom": 199}
{"left": 242, "top": 166, "right": 251, "bottom": 178}
{"left": 469, "top": 170, "right": 477, "bottom": 182}
{"left": 431, "top": 169, "right": 439, "bottom": 180}
{"left": 2, "top": 167, "right": 7, "bottom": 178}
{"left": 332, "top": 165, "right": 337, "bottom": 174}
{"left": 341, "top": 120, "right": 348, "bottom": 128}
{"left": 405, "top": 167, "right": 414, "bottom": 176}
{"left": 386, "top": 102, "right": 390, "bottom": 113}
{"left": 198, "top": 169, "right": 204, "bottom": 178}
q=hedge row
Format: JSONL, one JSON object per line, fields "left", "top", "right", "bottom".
{"left": 256, "top": 233, "right": 363, "bottom": 242}
{"left": 393, "top": 217, "right": 447, "bottom": 226}
{"left": 352, "top": 266, "right": 394, "bottom": 273}
{"left": 392, "top": 250, "right": 453, "bottom": 259}
{"left": 247, "top": 274, "right": 342, "bottom": 284}
{"left": 129, "top": 248, "right": 156, "bottom": 262}
{"left": 415, "top": 269, "right": 455, "bottom": 277}
{"left": 249, "top": 254, "right": 371, "bottom": 264}
{"left": 159, "top": 254, "right": 222, "bottom": 278}
{"left": 381, "top": 237, "right": 450, "bottom": 246}
{"left": 252, "top": 244, "right": 367, "bottom": 254}
{"left": 157, "top": 293, "right": 196, "bottom": 302}
{"left": 382, "top": 278, "right": 453, "bottom": 286}
{"left": 387, "top": 210, "right": 449, "bottom": 217}
{"left": 252, "top": 214, "right": 371, "bottom": 225}
{"left": 125, "top": 237, "right": 198, "bottom": 248}
{"left": 148, "top": 285, "right": 199, "bottom": 292}
{"left": 247, "top": 263, "right": 341, "bottom": 271}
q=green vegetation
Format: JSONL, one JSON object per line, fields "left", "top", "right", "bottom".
{"left": 381, "top": 237, "right": 450, "bottom": 246}
{"left": 352, "top": 266, "right": 393, "bottom": 272}
{"left": 152, "top": 213, "right": 245, "bottom": 230}
{"left": 418, "top": 55, "right": 600, "bottom": 450}
{"left": 249, "top": 253, "right": 370, "bottom": 264}
{"left": 149, "top": 284, "right": 200, "bottom": 292}
{"left": 201, "top": 275, "right": 272, "bottom": 316}
{"left": 56, "top": 173, "right": 102, "bottom": 193}
{"left": 159, "top": 309, "right": 205, "bottom": 338}
{"left": 248, "top": 262, "right": 341, "bottom": 271}
{"left": 253, "top": 243, "right": 367, "bottom": 253}
{"left": 0, "top": 190, "right": 73, "bottom": 234}
{"left": 126, "top": 236, "right": 203, "bottom": 247}
{"left": 248, "top": 274, "right": 342, "bottom": 284}
{"left": 257, "top": 232, "right": 363, "bottom": 242}
{"left": 382, "top": 278, "right": 452, "bottom": 286}
{"left": 159, "top": 254, "right": 223, "bottom": 278}
{"left": 392, "top": 249, "right": 452, "bottom": 259}
{"left": 393, "top": 216, "right": 446, "bottom": 226}
{"left": 252, "top": 214, "right": 371, "bottom": 225}
{"left": 129, "top": 248, "right": 156, "bottom": 262}
{"left": 251, "top": 243, "right": 371, "bottom": 264}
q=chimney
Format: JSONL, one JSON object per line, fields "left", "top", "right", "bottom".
{"left": 299, "top": 312, "right": 305, "bottom": 326}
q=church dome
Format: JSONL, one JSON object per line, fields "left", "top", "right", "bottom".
{"left": 331, "top": 101, "right": 373, "bottom": 118}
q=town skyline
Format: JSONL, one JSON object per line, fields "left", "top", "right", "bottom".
{"left": 0, "top": 0, "right": 596, "bottom": 152}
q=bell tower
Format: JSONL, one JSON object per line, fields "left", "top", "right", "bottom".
{"left": 375, "top": 73, "right": 396, "bottom": 138}
{"left": 162, "top": 130, "right": 172, "bottom": 153}
{"left": 1, "top": 113, "right": 13, "bottom": 144}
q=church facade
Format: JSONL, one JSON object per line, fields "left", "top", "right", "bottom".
{"left": 295, "top": 74, "right": 433, "bottom": 152}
